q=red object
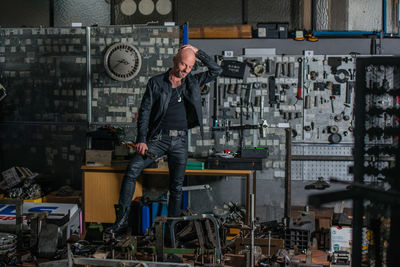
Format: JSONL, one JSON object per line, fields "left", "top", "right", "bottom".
{"left": 297, "top": 87, "right": 302, "bottom": 99}
{"left": 224, "top": 149, "right": 231, "bottom": 154}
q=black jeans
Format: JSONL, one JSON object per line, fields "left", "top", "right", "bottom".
{"left": 118, "top": 133, "right": 188, "bottom": 217}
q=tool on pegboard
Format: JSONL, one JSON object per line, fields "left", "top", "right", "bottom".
{"left": 297, "top": 58, "right": 303, "bottom": 99}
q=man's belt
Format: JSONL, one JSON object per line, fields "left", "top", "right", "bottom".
{"left": 163, "top": 129, "right": 187, "bottom": 136}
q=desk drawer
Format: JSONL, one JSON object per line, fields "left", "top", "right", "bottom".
{"left": 207, "top": 157, "right": 264, "bottom": 170}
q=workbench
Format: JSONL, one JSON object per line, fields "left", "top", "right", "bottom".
{"left": 81, "top": 166, "right": 256, "bottom": 225}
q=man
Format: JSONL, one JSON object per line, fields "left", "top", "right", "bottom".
{"left": 106, "top": 44, "right": 222, "bottom": 235}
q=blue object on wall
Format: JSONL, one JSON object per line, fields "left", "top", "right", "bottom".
{"left": 183, "top": 24, "right": 189, "bottom": 45}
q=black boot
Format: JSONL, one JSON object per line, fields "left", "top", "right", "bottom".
{"left": 105, "top": 204, "right": 130, "bottom": 235}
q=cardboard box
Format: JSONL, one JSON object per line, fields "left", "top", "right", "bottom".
{"left": 330, "top": 226, "right": 352, "bottom": 252}
{"left": 330, "top": 226, "right": 369, "bottom": 253}
{"left": 189, "top": 25, "right": 252, "bottom": 39}
{"left": 85, "top": 150, "right": 112, "bottom": 166}
{"left": 0, "top": 202, "right": 79, "bottom": 225}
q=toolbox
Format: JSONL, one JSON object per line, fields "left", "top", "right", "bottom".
{"left": 241, "top": 147, "right": 269, "bottom": 158}
{"left": 207, "top": 157, "right": 265, "bottom": 170}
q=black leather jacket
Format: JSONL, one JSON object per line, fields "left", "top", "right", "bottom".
{"left": 136, "top": 49, "right": 222, "bottom": 143}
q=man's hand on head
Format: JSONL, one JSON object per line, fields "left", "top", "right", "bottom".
{"left": 135, "top": 142, "right": 148, "bottom": 156}
{"left": 179, "top": 45, "right": 198, "bottom": 55}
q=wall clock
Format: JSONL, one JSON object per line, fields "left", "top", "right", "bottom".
{"left": 104, "top": 43, "right": 142, "bottom": 81}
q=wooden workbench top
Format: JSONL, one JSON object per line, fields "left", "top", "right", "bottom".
{"left": 81, "top": 165, "right": 251, "bottom": 176}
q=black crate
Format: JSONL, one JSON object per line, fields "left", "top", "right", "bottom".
{"left": 277, "top": 23, "right": 289, "bottom": 39}
{"left": 207, "top": 157, "right": 264, "bottom": 170}
{"left": 241, "top": 147, "right": 269, "bottom": 158}
{"left": 284, "top": 229, "right": 310, "bottom": 251}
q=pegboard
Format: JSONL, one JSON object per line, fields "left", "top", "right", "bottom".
{"left": 192, "top": 53, "right": 360, "bottom": 180}
{"left": 292, "top": 144, "right": 352, "bottom": 156}
{"left": 291, "top": 160, "right": 353, "bottom": 181}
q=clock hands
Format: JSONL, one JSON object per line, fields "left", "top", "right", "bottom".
{"left": 112, "top": 58, "right": 130, "bottom": 69}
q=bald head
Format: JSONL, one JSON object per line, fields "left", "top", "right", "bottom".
{"left": 177, "top": 48, "right": 196, "bottom": 61}
{"left": 172, "top": 47, "right": 196, "bottom": 79}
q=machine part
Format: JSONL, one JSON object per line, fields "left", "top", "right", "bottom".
{"left": 304, "top": 125, "right": 312, "bottom": 131}
{"left": 37, "top": 221, "right": 60, "bottom": 258}
{"left": 0, "top": 84, "right": 6, "bottom": 102}
{"left": 193, "top": 220, "right": 206, "bottom": 250}
{"left": 250, "top": 194, "right": 255, "bottom": 267}
{"left": 314, "top": 96, "right": 319, "bottom": 107}
{"left": 328, "top": 125, "right": 339, "bottom": 134}
{"left": 253, "top": 64, "right": 266, "bottom": 77}
{"left": 155, "top": 214, "right": 222, "bottom": 263}
{"left": 309, "top": 71, "right": 318, "bottom": 80}
{"left": 275, "top": 62, "right": 282, "bottom": 78}
{"left": 221, "top": 60, "right": 247, "bottom": 79}
{"left": 348, "top": 68, "right": 354, "bottom": 80}
{"left": 327, "top": 57, "right": 342, "bottom": 74}
{"left": 182, "top": 184, "right": 211, "bottom": 191}
{"left": 0, "top": 233, "right": 17, "bottom": 257}
{"left": 305, "top": 177, "right": 330, "bottom": 190}
{"left": 343, "top": 115, "right": 350, "bottom": 121}
{"left": 345, "top": 82, "right": 354, "bottom": 104}
{"left": 331, "top": 250, "right": 351, "bottom": 265}
{"left": 260, "top": 95, "right": 264, "bottom": 120}
{"left": 285, "top": 128, "right": 292, "bottom": 219}
{"left": 103, "top": 42, "right": 142, "bottom": 81}
{"left": 288, "top": 62, "right": 295, "bottom": 77}
{"left": 326, "top": 81, "right": 334, "bottom": 91}
{"left": 227, "top": 84, "right": 235, "bottom": 94}
{"left": 204, "top": 220, "right": 216, "bottom": 248}
{"left": 334, "top": 69, "right": 350, "bottom": 83}
{"left": 268, "top": 76, "right": 278, "bottom": 104}
{"left": 253, "top": 82, "right": 261, "bottom": 89}
{"left": 261, "top": 120, "right": 269, "bottom": 138}
{"left": 334, "top": 114, "right": 342, "bottom": 122}
{"left": 330, "top": 96, "right": 335, "bottom": 113}
{"left": 0, "top": 199, "right": 23, "bottom": 248}
{"left": 282, "top": 62, "right": 288, "bottom": 76}
{"left": 304, "top": 95, "right": 311, "bottom": 109}
{"left": 328, "top": 133, "right": 342, "bottom": 144}
{"left": 332, "top": 84, "right": 341, "bottom": 95}
{"left": 314, "top": 82, "right": 325, "bottom": 91}
{"left": 297, "top": 58, "right": 303, "bottom": 99}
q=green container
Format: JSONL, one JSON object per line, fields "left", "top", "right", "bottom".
{"left": 186, "top": 161, "right": 205, "bottom": 170}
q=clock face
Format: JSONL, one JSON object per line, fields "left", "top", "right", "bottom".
{"left": 104, "top": 43, "right": 142, "bottom": 81}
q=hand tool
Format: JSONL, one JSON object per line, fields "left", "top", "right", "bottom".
{"left": 297, "top": 58, "right": 303, "bottom": 99}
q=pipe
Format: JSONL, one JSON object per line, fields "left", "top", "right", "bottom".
{"left": 86, "top": 26, "right": 92, "bottom": 124}
{"left": 183, "top": 23, "right": 189, "bottom": 45}
{"left": 383, "top": 0, "right": 387, "bottom": 35}
{"left": 169, "top": 214, "right": 222, "bottom": 262}
{"left": 312, "top": 31, "right": 381, "bottom": 37}
{"left": 250, "top": 193, "right": 255, "bottom": 267}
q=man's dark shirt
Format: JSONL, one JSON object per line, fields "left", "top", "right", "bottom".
{"left": 159, "top": 81, "right": 188, "bottom": 131}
